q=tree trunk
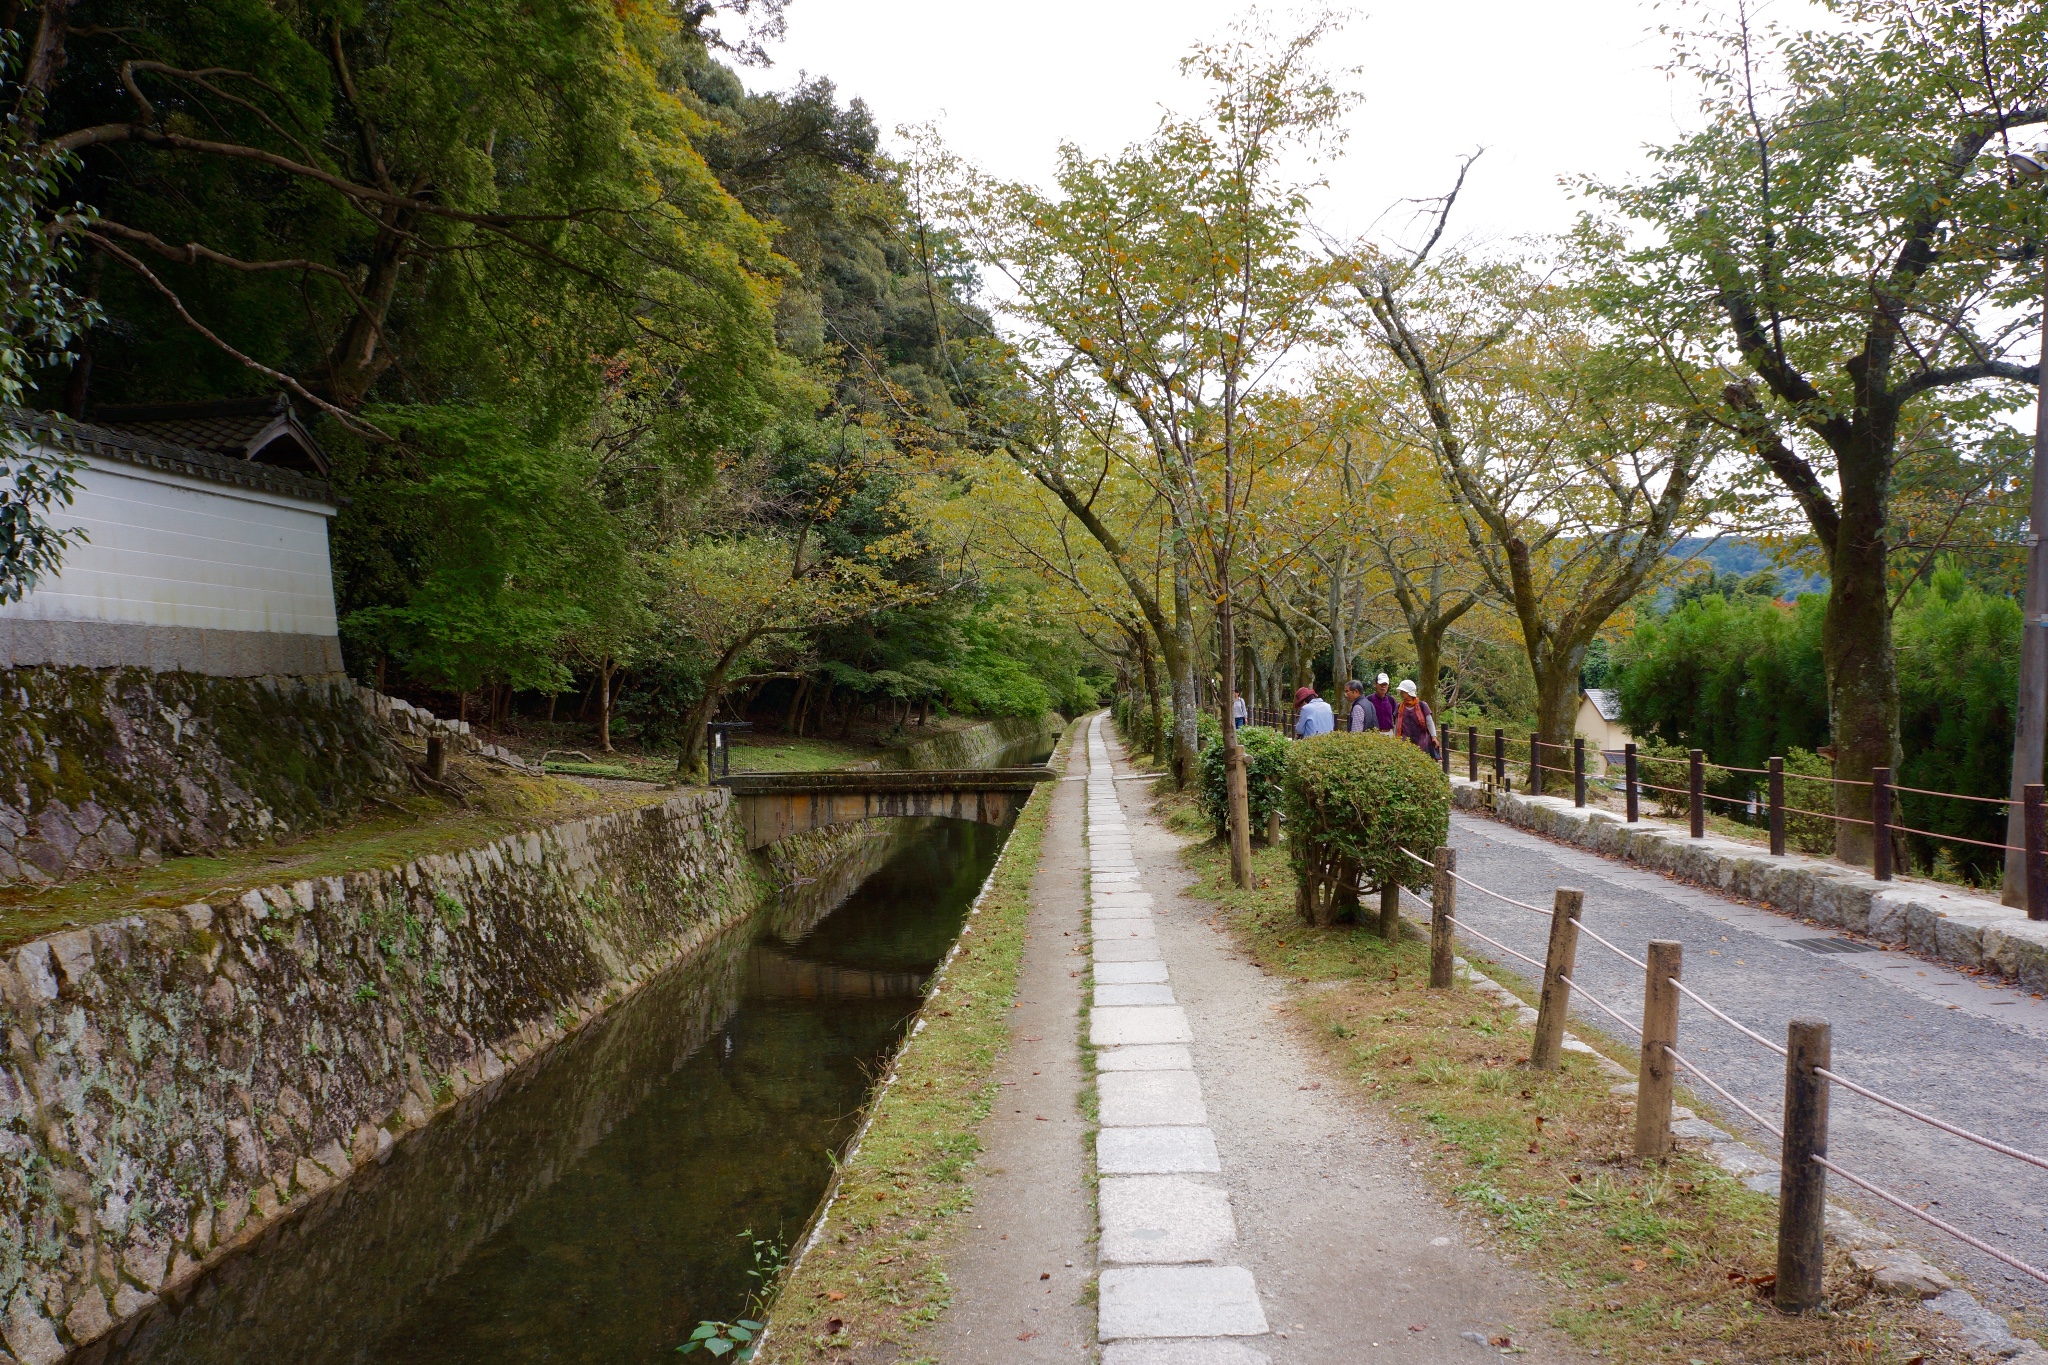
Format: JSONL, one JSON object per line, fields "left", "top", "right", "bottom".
{"left": 1415, "top": 625, "right": 1444, "bottom": 714}
{"left": 1821, "top": 511, "right": 1895, "bottom": 865}
{"left": 1137, "top": 628, "right": 1165, "bottom": 759}
{"left": 597, "top": 656, "right": 616, "bottom": 752}
{"left": 1171, "top": 553, "right": 1201, "bottom": 786}
{"left": 1219, "top": 593, "right": 1252, "bottom": 888}
{"left": 1326, "top": 547, "right": 1349, "bottom": 688}
{"left": 1529, "top": 638, "right": 1587, "bottom": 797}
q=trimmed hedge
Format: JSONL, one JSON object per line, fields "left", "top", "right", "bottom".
{"left": 1283, "top": 733, "right": 1449, "bottom": 927}
{"left": 1197, "top": 726, "right": 1289, "bottom": 839}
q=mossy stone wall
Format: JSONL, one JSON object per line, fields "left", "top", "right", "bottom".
{"left": 0, "top": 668, "right": 403, "bottom": 886}
{"left": 0, "top": 788, "right": 760, "bottom": 1364}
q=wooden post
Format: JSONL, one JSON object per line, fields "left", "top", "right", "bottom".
{"left": 1872, "top": 766, "right": 1893, "bottom": 881}
{"left": 1529, "top": 732, "right": 1543, "bottom": 797}
{"left": 1769, "top": 756, "right": 1786, "bottom": 857}
{"left": 1266, "top": 808, "right": 1282, "bottom": 844}
{"left": 1634, "top": 940, "right": 1682, "bottom": 1158}
{"left": 1776, "top": 1018, "right": 1832, "bottom": 1315}
{"left": 1441, "top": 727, "right": 1452, "bottom": 776}
{"left": 2028, "top": 784, "right": 2047, "bottom": 922}
{"left": 1529, "top": 887, "right": 1584, "bottom": 1071}
{"left": 1624, "top": 742, "right": 1638, "bottom": 823}
{"left": 1429, "top": 846, "right": 1457, "bottom": 988}
{"left": 1468, "top": 725, "right": 1479, "bottom": 782}
{"left": 1379, "top": 878, "right": 1401, "bottom": 942}
{"left": 1493, "top": 728, "right": 1505, "bottom": 786}
{"left": 425, "top": 735, "right": 446, "bottom": 781}
{"left": 1573, "top": 737, "right": 1586, "bottom": 808}
{"left": 1689, "top": 749, "right": 1705, "bottom": 839}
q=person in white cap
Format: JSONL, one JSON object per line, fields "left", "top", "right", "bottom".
{"left": 1368, "top": 673, "right": 1396, "bottom": 732}
{"left": 1392, "top": 679, "right": 1438, "bottom": 757}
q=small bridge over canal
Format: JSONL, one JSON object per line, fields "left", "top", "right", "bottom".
{"left": 716, "top": 767, "right": 1056, "bottom": 848}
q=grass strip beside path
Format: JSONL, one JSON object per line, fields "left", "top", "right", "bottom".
{"left": 760, "top": 718, "right": 1078, "bottom": 1364}
{"left": 1161, "top": 785, "right": 1956, "bottom": 1365}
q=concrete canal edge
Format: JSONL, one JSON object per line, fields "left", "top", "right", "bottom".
{"left": 0, "top": 786, "right": 877, "bottom": 1365}
{"left": 759, "top": 715, "right": 1082, "bottom": 1363}
{"left": 1454, "top": 778, "right": 2048, "bottom": 988}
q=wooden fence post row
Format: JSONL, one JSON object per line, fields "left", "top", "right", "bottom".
{"left": 1529, "top": 887, "right": 1583, "bottom": 1071}
{"left": 2027, "top": 783, "right": 2046, "bottom": 923}
{"left": 1468, "top": 725, "right": 1479, "bottom": 783}
{"left": 1573, "top": 737, "right": 1586, "bottom": 808}
{"left": 1624, "top": 742, "right": 1638, "bottom": 823}
{"left": 1494, "top": 729, "right": 1505, "bottom": 787}
{"left": 1530, "top": 732, "right": 1543, "bottom": 798}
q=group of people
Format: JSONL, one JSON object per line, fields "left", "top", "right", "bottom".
{"left": 1234, "top": 673, "right": 1439, "bottom": 758}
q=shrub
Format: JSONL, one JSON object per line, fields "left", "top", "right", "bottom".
{"left": 1198, "top": 726, "right": 1290, "bottom": 840}
{"left": 1282, "top": 733, "right": 1449, "bottom": 928}
{"left": 1633, "top": 740, "right": 1693, "bottom": 820}
{"left": 1780, "top": 747, "right": 1838, "bottom": 857}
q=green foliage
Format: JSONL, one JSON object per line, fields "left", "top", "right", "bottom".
{"left": 679, "top": 1320, "right": 761, "bottom": 1359}
{"left": 337, "top": 405, "right": 638, "bottom": 694}
{"left": 1197, "top": 726, "right": 1289, "bottom": 839}
{"left": 1282, "top": 733, "right": 1448, "bottom": 927}
{"left": 1612, "top": 564, "right": 2021, "bottom": 872}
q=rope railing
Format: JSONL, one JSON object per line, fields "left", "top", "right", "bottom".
{"left": 1815, "top": 1156, "right": 2048, "bottom": 1288}
{"left": 1409, "top": 841, "right": 2048, "bottom": 1303}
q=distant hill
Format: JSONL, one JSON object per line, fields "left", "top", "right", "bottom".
{"left": 1667, "top": 536, "right": 1828, "bottom": 598}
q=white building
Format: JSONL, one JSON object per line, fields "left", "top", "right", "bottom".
{"left": 1576, "top": 687, "right": 1634, "bottom": 773}
{"left": 0, "top": 405, "right": 343, "bottom": 676}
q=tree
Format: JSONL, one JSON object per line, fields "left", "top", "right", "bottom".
{"left": 945, "top": 14, "right": 1352, "bottom": 884}
{"left": 0, "top": 31, "right": 97, "bottom": 603}
{"left": 1590, "top": 0, "right": 2047, "bottom": 861}
{"left": 1352, "top": 242, "right": 1719, "bottom": 777}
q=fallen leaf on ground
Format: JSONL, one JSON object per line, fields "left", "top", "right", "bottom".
{"left": 826, "top": 1291, "right": 845, "bottom": 1302}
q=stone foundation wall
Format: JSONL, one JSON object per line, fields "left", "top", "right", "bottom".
{"left": 0, "top": 668, "right": 404, "bottom": 887}
{"left": 1455, "top": 778, "right": 2048, "bottom": 990}
{"left": 0, "top": 788, "right": 763, "bottom": 1365}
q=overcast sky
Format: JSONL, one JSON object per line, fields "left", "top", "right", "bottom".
{"left": 761, "top": 0, "right": 1721, "bottom": 252}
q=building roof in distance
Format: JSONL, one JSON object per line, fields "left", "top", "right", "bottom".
{"left": 5, "top": 409, "right": 335, "bottom": 507}
{"left": 87, "top": 394, "right": 329, "bottom": 476}
{"left": 1583, "top": 688, "right": 1623, "bottom": 722}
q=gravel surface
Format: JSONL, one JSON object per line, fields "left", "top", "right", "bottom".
{"left": 1445, "top": 813, "right": 2048, "bottom": 1318}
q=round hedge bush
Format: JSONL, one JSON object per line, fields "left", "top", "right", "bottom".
{"left": 1283, "top": 733, "right": 1450, "bottom": 927}
{"left": 1198, "top": 725, "right": 1290, "bottom": 839}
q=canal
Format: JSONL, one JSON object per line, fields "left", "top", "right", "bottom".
{"left": 93, "top": 817, "right": 1009, "bottom": 1365}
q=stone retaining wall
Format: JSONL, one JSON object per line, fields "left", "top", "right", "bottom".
{"left": 0, "top": 788, "right": 766, "bottom": 1365}
{"left": 885, "top": 712, "right": 1064, "bottom": 771}
{"left": 1454, "top": 778, "right": 2048, "bottom": 990}
{"left": 0, "top": 669, "right": 405, "bottom": 888}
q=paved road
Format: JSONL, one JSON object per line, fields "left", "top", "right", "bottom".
{"left": 1444, "top": 812, "right": 2048, "bottom": 1316}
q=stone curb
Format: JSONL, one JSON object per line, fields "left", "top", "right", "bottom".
{"left": 1451, "top": 778, "right": 2048, "bottom": 990}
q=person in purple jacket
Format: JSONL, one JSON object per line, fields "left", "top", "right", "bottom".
{"left": 1368, "top": 673, "right": 1397, "bottom": 732}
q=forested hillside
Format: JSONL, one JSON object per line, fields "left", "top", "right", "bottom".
{"left": 2, "top": 0, "right": 1095, "bottom": 775}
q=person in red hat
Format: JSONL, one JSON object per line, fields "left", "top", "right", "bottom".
{"left": 1293, "top": 685, "right": 1334, "bottom": 737}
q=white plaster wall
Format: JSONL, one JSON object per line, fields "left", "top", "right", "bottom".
{"left": 0, "top": 453, "right": 339, "bottom": 635}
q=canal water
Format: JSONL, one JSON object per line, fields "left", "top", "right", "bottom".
{"left": 96, "top": 818, "right": 1006, "bottom": 1365}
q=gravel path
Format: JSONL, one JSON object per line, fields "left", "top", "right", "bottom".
{"left": 1444, "top": 812, "right": 2048, "bottom": 1317}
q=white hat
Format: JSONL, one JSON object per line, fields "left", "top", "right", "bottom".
{"left": 1376, "top": 673, "right": 1389, "bottom": 686}
{"left": 1397, "top": 679, "right": 1418, "bottom": 696}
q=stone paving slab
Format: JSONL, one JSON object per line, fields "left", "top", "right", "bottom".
{"left": 1100, "top": 1175, "right": 1237, "bottom": 1265}
{"left": 1097, "top": 1266, "right": 1269, "bottom": 1340}
{"left": 1097, "top": 1126, "right": 1222, "bottom": 1174}
{"left": 1096, "top": 919, "right": 1157, "bottom": 941}
{"left": 1092, "top": 897, "right": 1153, "bottom": 915}
{"left": 1094, "top": 893, "right": 1156, "bottom": 910}
{"left": 1093, "top": 937, "right": 1165, "bottom": 963}
{"left": 1091, "top": 1005, "right": 1191, "bottom": 1046}
{"left": 1096, "top": 983, "right": 1177, "bottom": 1007}
{"left": 1095, "top": 960, "right": 1170, "bottom": 984}
{"left": 1102, "top": 1341, "right": 1271, "bottom": 1365}
{"left": 1099, "top": 1069, "right": 1209, "bottom": 1127}
{"left": 1096, "top": 1043, "right": 1194, "bottom": 1071}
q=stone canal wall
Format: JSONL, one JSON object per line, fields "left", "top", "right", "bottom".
{"left": 885, "top": 712, "right": 1064, "bottom": 771}
{"left": 0, "top": 788, "right": 768, "bottom": 1365}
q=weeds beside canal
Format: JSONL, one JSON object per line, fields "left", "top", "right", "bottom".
{"left": 1163, "top": 786, "right": 1962, "bottom": 1365}
{"left": 758, "top": 720, "right": 1078, "bottom": 1364}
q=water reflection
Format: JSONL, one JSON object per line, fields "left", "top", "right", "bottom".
{"left": 91, "top": 819, "right": 1003, "bottom": 1365}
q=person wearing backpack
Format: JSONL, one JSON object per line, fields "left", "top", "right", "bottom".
{"left": 1393, "top": 679, "right": 1438, "bottom": 758}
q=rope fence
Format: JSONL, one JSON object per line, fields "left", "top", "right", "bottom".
{"left": 1395, "top": 839, "right": 2048, "bottom": 1311}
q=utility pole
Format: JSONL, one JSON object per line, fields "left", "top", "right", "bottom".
{"left": 2005, "top": 147, "right": 2048, "bottom": 909}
